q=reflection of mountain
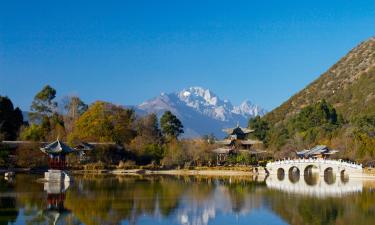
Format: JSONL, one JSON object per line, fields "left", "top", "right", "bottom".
{"left": 176, "top": 183, "right": 263, "bottom": 225}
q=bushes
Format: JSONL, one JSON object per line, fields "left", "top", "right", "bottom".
{"left": 117, "top": 160, "right": 136, "bottom": 169}
{"left": 0, "top": 145, "right": 11, "bottom": 168}
{"left": 84, "top": 162, "right": 106, "bottom": 170}
{"left": 160, "top": 139, "right": 215, "bottom": 168}
{"left": 14, "top": 143, "right": 47, "bottom": 169}
{"left": 227, "top": 152, "right": 258, "bottom": 166}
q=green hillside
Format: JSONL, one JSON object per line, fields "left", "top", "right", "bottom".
{"left": 254, "top": 37, "right": 375, "bottom": 162}
{"left": 265, "top": 37, "right": 375, "bottom": 124}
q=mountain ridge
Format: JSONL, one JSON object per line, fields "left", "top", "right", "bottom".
{"left": 264, "top": 37, "right": 375, "bottom": 125}
{"left": 136, "top": 87, "right": 266, "bottom": 138}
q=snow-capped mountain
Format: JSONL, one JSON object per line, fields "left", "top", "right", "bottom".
{"left": 136, "top": 87, "right": 266, "bottom": 138}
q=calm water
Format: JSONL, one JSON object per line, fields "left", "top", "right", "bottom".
{"left": 1, "top": 173, "right": 375, "bottom": 225}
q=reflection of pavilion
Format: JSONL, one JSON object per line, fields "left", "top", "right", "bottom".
{"left": 266, "top": 174, "right": 363, "bottom": 197}
{"left": 43, "top": 181, "right": 71, "bottom": 225}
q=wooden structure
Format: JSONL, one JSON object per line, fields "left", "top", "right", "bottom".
{"left": 212, "top": 124, "right": 263, "bottom": 164}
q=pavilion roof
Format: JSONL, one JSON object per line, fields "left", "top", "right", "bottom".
{"left": 296, "top": 145, "right": 338, "bottom": 157}
{"left": 223, "top": 126, "right": 254, "bottom": 135}
{"left": 40, "top": 140, "right": 75, "bottom": 155}
{"left": 43, "top": 208, "right": 71, "bottom": 225}
{"left": 74, "top": 142, "right": 94, "bottom": 151}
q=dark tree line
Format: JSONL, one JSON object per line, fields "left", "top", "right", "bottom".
{"left": 0, "top": 96, "right": 24, "bottom": 140}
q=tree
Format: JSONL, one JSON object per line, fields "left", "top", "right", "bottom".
{"left": 248, "top": 116, "right": 269, "bottom": 142}
{"left": 130, "top": 113, "right": 164, "bottom": 164}
{"left": 21, "top": 85, "right": 67, "bottom": 141}
{"left": 290, "top": 99, "right": 341, "bottom": 133}
{"left": 29, "top": 85, "right": 57, "bottom": 123}
{"left": 61, "top": 96, "right": 88, "bottom": 133}
{"left": 160, "top": 111, "right": 184, "bottom": 139}
{"left": 69, "top": 101, "right": 135, "bottom": 144}
{"left": 0, "top": 96, "right": 24, "bottom": 140}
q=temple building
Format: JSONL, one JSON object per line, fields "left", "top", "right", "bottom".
{"left": 296, "top": 145, "right": 338, "bottom": 159}
{"left": 73, "top": 142, "right": 94, "bottom": 162}
{"left": 212, "top": 124, "right": 263, "bottom": 164}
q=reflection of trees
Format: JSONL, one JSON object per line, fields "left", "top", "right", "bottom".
{"left": 0, "top": 179, "right": 18, "bottom": 225}
{"left": 14, "top": 174, "right": 375, "bottom": 225}
{"left": 64, "top": 176, "right": 187, "bottom": 225}
{"left": 265, "top": 188, "right": 375, "bottom": 225}
{"left": 63, "top": 175, "right": 265, "bottom": 225}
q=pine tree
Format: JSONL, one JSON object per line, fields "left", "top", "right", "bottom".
{"left": 160, "top": 111, "right": 184, "bottom": 139}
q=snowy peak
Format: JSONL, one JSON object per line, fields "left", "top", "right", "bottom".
{"left": 232, "top": 100, "right": 267, "bottom": 117}
{"left": 136, "top": 86, "right": 266, "bottom": 138}
{"left": 177, "top": 87, "right": 222, "bottom": 107}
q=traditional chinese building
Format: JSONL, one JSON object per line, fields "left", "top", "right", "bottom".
{"left": 73, "top": 142, "right": 94, "bottom": 162}
{"left": 40, "top": 140, "right": 76, "bottom": 170}
{"left": 296, "top": 145, "right": 338, "bottom": 159}
{"left": 212, "top": 124, "right": 263, "bottom": 164}
{"left": 40, "top": 139, "right": 76, "bottom": 182}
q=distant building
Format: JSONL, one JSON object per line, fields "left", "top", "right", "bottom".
{"left": 212, "top": 124, "right": 264, "bottom": 164}
{"left": 296, "top": 145, "right": 338, "bottom": 159}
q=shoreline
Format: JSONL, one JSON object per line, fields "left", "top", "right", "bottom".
{"left": 3, "top": 167, "right": 375, "bottom": 179}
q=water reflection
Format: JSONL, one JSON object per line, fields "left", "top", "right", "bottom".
{"left": 266, "top": 172, "right": 363, "bottom": 197}
{"left": 43, "top": 181, "right": 71, "bottom": 224}
{"left": 0, "top": 178, "right": 18, "bottom": 225}
{"left": 2, "top": 174, "right": 375, "bottom": 225}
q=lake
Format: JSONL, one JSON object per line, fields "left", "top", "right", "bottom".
{"left": 1, "top": 173, "right": 375, "bottom": 225}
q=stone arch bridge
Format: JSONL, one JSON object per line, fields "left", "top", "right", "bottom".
{"left": 266, "top": 159, "right": 363, "bottom": 177}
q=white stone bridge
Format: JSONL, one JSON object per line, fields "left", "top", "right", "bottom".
{"left": 266, "top": 159, "right": 363, "bottom": 178}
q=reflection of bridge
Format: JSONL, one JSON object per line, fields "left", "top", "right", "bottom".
{"left": 266, "top": 174, "right": 363, "bottom": 197}
{"left": 266, "top": 159, "right": 363, "bottom": 177}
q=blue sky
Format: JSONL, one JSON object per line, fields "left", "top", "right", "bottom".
{"left": 1, "top": 0, "right": 375, "bottom": 111}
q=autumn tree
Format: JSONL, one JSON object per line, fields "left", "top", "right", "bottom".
{"left": 69, "top": 101, "right": 135, "bottom": 144}
{"left": 160, "top": 111, "right": 184, "bottom": 139}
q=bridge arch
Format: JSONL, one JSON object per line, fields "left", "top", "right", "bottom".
{"left": 323, "top": 167, "right": 336, "bottom": 185}
{"left": 303, "top": 165, "right": 319, "bottom": 186}
{"left": 304, "top": 165, "right": 319, "bottom": 176}
{"left": 341, "top": 170, "right": 349, "bottom": 183}
{"left": 288, "top": 166, "right": 300, "bottom": 183}
{"left": 277, "top": 168, "right": 285, "bottom": 181}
